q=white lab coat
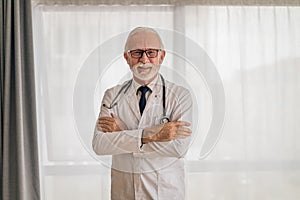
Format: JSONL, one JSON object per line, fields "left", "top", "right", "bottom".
{"left": 93, "top": 74, "right": 193, "bottom": 200}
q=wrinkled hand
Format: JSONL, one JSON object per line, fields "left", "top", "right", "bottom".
{"left": 97, "top": 113, "right": 128, "bottom": 132}
{"left": 142, "top": 121, "right": 191, "bottom": 143}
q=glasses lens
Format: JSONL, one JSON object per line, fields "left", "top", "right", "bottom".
{"left": 145, "top": 49, "right": 158, "bottom": 58}
{"left": 130, "top": 50, "right": 143, "bottom": 58}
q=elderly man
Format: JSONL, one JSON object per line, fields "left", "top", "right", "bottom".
{"left": 93, "top": 27, "right": 193, "bottom": 200}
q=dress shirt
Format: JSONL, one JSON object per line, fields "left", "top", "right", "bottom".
{"left": 133, "top": 75, "right": 159, "bottom": 101}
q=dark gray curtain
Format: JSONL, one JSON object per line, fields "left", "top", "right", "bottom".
{"left": 0, "top": 0, "right": 40, "bottom": 200}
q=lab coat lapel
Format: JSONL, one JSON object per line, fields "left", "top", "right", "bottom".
{"left": 124, "top": 83, "right": 141, "bottom": 121}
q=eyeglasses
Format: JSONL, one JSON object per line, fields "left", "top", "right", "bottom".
{"left": 127, "top": 49, "right": 161, "bottom": 59}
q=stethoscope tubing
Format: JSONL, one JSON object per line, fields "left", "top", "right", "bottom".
{"left": 103, "top": 79, "right": 132, "bottom": 109}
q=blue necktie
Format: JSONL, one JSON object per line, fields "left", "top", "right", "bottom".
{"left": 138, "top": 86, "right": 150, "bottom": 115}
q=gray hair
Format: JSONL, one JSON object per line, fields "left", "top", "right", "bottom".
{"left": 124, "top": 27, "right": 164, "bottom": 51}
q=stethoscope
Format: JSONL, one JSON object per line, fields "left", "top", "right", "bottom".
{"left": 103, "top": 75, "right": 170, "bottom": 124}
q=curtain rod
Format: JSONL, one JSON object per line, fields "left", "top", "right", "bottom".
{"left": 32, "top": 0, "right": 300, "bottom": 6}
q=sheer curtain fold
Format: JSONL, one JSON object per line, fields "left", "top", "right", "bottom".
{"left": 0, "top": 0, "right": 40, "bottom": 200}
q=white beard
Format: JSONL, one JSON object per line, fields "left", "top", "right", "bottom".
{"left": 130, "top": 62, "right": 160, "bottom": 82}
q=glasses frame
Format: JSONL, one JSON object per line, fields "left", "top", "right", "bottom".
{"left": 127, "top": 49, "right": 162, "bottom": 59}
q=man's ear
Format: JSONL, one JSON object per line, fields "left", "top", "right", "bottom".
{"left": 159, "top": 50, "right": 166, "bottom": 64}
{"left": 124, "top": 52, "right": 130, "bottom": 65}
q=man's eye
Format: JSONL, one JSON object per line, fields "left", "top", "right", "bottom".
{"left": 147, "top": 50, "right": 157, "bottom": 55}
{"left": 132, "top": 51, "right": 142, "bottom": 56}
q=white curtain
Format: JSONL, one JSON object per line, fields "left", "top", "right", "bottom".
{"left": 32, "top": 4, "right": 300, "bottom": 200}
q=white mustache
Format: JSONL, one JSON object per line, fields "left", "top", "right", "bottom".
{"left": 133, "top": 63, "right": 155, "bottom": 68}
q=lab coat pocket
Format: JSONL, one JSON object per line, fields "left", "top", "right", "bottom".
{"left": 157, "top": 170, "right": 185, "bottom": 200}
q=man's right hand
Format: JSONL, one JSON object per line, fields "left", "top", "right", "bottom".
{"left": 142, "top": 121, "right": 192, "bottom": 143}
{"left": 97, "top": 113, "right": 128, "bottom": 133}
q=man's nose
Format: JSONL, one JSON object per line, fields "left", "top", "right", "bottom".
{"left": 139, "top": 52, "right": 150, "bottom": 63}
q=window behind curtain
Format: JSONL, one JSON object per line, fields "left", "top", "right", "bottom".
{"left": 32, "top": 5, "right": 300, "bottom": 200}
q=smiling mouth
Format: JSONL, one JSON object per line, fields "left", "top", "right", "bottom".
{"left": 137, "top": 67, "right": 151, "bottom": 74}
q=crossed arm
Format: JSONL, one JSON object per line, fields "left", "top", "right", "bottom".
{"left": 97, "top": 113, "right": 192, "bottom": 143}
